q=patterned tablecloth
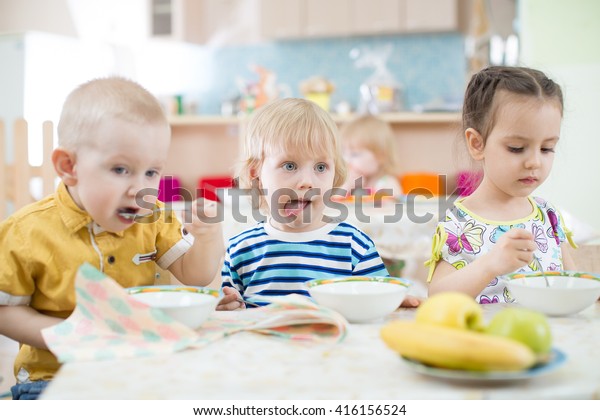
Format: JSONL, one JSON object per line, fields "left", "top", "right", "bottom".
{"left": 41, "top": 302, "right": 600, "bottom": 400}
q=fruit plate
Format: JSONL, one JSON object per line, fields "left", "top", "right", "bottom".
{"left": 401, "top": 348, "right": 567, "bottom": 382}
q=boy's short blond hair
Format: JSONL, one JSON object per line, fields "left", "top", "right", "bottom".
{"left": 340, "top": 114, "right": 398, "bottom": 176}
{"left": 57, "top": 76, "right": 169, "bottom": 150}
{"left": 237, "top": 98, "right": 347, "bottom": 190}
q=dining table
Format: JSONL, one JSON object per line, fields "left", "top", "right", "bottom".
{"left": 40, "top": 301, "right": 600, "bottom": 400}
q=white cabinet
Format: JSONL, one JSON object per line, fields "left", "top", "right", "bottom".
{"left": 149, "top": 0, "right": 260, "bottom": 45}
{"left": 151, "top": 0, "right": 464, "bottom": 45}
{"left": 259, "top": 0, "right": 352, "bottom": 39}
{"left": 149, "top": 0, "right": 205, "bottom": 43}
{"left": 199, "top": 0, "right": 261, "bottom": 45}
{"left": 305, "top": 0, "right": 352, "bottom": 38}
{"left": 258, "top": 0, "right": 463, "bottom": 42}
{"left": 259, "top": 0, "right": 304, "bottom": 39}
{"left": 404, "top": 0, "right": 459, "bottom": 33}
{"left": 352, "top": 0, "right": 462, "bottom": 35}
{"left": 352, "top": 0, "right": 404, "bottom": 35}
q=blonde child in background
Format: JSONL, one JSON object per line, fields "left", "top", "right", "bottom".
{"left": 426, "top": 66, "right": 577, "bottom": 304}
{"left": 0, "top": 77, "right": 227, "bottom": 399}
{"left": 220, "top": 98, "right": 420, "bottom": 308}
{"left": 340, "top": 114, "right": 402, "bottom": 198}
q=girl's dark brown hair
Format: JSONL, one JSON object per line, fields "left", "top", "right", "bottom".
{"left": 462, "top": 66, "right": 564, "bottom": 142}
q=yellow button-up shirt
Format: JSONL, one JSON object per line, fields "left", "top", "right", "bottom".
{"left": 0, "top": 182, "right": 192, "bottom": 381}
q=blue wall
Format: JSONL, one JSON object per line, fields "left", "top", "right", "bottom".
{"left": 199, "top": 33, "right": 466, "bottom": 114}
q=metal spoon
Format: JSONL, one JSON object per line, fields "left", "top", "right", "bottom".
{"left": 119, "top": 208, "right": 165, "bottom": 220}
{"left": 533, "top": 255, "right": 551, "bottom": 288}
{"left": 236, "top": 298, "right": 261, "bottom": 308}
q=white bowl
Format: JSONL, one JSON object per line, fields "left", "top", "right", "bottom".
{"left": 126, "top": 285, "right": 220, "bottom": 329}
{"left": 504, "top": 271, "right": 600, "bottom": 316}
{"left": 306, "top": 276, "right": 411, "bottom": 323}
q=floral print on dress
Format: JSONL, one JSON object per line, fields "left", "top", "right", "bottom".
{"left": 479, "top": 295, "right": 500, "bottom": 304}
{"left": 532, "top": 223, "right": 549, "bottom": 253}
{"left": 445, "top": 220, "right": 485, "bottom": 256}
{"left": 489, "top": 223, "right": 525, "bottom": 244}
{"left": 547, "top": 209, "right": 564, "bottom": 246}
{"left": 427, "top": 196, "right": 575, "bottom": 304}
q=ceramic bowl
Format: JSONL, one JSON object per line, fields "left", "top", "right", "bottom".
{"left": 503, "top": 271, "right": 600, "bottom": 316}
{"left": 306, "top": 276, "right": 411, "bottom": 323}
{"left": 126, "top": 285, "right": 220, "bottom": 329}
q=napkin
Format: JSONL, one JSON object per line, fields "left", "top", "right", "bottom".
{"left": 42, "top": 264, "right": 348, "bottom": 363}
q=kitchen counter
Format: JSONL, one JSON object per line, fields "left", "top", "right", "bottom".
{"left": 165, "top": 112, "right": 465, "bottom": 196}
{"left": 41, "top": 302, "right": 600, "bottom": 400}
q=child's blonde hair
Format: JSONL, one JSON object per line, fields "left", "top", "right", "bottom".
{"left": 237, "top": 98, "right": 347, "bottom": 191}
{"left": 57, "top": 76, "right": 169, "bottom": 151}
{"left": 339, "top": 114, "right": 397, "bottom": 176}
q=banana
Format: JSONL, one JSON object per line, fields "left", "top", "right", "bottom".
{"left": 415, "top": 292, "right": 484, "bottom": 331}
{"left": 381, "top": 320, "right": 537, "bottom": 371}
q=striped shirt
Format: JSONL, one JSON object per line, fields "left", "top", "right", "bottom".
{"left": 221, "top": 221, "right": 389, "bottom": 304}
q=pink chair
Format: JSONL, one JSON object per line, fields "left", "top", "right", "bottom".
{"left": 158, "top": 176, "right": 182, "bottom": 202}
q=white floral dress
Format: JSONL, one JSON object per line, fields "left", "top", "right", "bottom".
{"left": 425, "top": 196, "right": 576, "bottom": 304}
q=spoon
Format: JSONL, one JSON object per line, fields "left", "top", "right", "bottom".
{"left": 236, "top": 298, "right": 261, "bottom": 308}
{"left": 119, "top": 208, "right": 165, "bottom": 221}
{"left": 533, "top": 255, "right": 551, "bottom": 288}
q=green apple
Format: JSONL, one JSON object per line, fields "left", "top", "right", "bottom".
{"left": 415, "top": 292, "right": 484, "bottom": 331}
{"left": 486, "top": 308, "right": 552, "bottom": 355}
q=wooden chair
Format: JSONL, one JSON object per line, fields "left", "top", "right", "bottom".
{"left": 0, "top": 119, "right": 55, "bottom": 220}
{"left": 571, "top": 244, "right": 600, "bottom": 274}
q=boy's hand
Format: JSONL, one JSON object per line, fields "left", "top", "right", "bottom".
{"left": 216, "top": 286, "right": 245, "bottom": 311}
{"left": 485, "top": 228, "right": 536, "bottom": 277}
{"left": 182, "top": 199, "right": 222, "bottom": 239}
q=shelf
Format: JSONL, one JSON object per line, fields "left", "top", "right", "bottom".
{"left": 168, "top": 112, "right": 461, "bottom": 127}
{"left": 168, "top": 115, "right": 245, "bottom": 126}
{"left": 332, "top": 112, "right": 461, "bottom": 124}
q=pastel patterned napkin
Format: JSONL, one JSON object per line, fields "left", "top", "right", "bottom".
{"left": 42, "top": 264, "right": 347, "bottom": 363}
{"left": 196, "top": 295, "right": 349, "bottom": 345}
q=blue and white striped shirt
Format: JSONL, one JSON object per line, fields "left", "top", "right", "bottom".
{"left": 221, "top": 221, "right": 389, "bottom": 304}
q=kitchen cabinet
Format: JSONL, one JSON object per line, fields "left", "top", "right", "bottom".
{"left": 149, "top": 0, "right": 205, "bottom": 43}
{"left": 153, "top": 0, "right": 465, "bottom": 45}
{"left": 149, "top": 0, "right": 260, "bottom": 45}
{"left": 404, "top": 0, "right": 459, "bottom": 32}
{"left": 304, "top": 0, "right": 352, "bottom": 38}
{"left": 259, "top": 0, "right": 352, "bottom": 39}
{"left": 352, "top": 0, "right": 463, "bottom": 35}
{"left": 257, "top": 0, "right": 464, "bottom": 42}
{"left": 352, "top": 0, "right": 404, "bottom": 35}
{"left": 164, "top": 113, "right": 465, "bottom": 197}
{"left": 259, "top": 0, "right": 304, "bottom": 39}
{"left": 199, "top": 0, "right": 261, "bottom": 45}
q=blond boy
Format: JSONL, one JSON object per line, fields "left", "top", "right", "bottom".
{"left": 0, "top": 77, "right": 227, "bottom": 399}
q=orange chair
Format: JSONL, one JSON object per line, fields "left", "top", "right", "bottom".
{"left": 400, "top": 172, "right": 446, "bottom": 196}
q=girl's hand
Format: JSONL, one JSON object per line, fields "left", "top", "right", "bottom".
{"left": 216, "top": 286, "right": 245, "bottom": 311}
{"left": 399, "top": 294, "right": 422, "bottom": 308}
{"left": 182, "top": 199, "right": 222, "bottom": 239}
{"left": 484, "top": 228, "right": 536, "bottom": 277}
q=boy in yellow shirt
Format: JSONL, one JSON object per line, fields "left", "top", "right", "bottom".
{"left": 0, "top": 77, "right": 238, "bottom": 399}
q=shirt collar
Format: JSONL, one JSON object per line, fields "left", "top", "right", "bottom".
{"left": 56, "top": 182, "right": 125, "bottom": 237}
